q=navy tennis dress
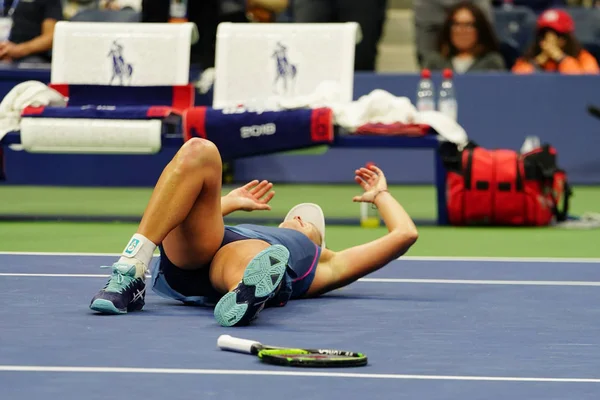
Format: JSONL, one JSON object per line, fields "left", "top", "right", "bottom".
{"left": 150, "top": 224, "right": 322, "bottom": 307}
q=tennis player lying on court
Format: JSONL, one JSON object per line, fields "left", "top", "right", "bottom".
{"left": 90, "top": 138, "right": 418, "bottom": 326}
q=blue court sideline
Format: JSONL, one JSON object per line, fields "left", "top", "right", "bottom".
{"left": 1, "top": 254, "right": 600, "bottom": 400}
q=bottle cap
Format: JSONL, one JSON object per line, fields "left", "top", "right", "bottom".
{"left": 421, "top": 69, "right": 431, "bottom": 79}
{"left": 442, "top": 69, "right": 453, "bottom": 79}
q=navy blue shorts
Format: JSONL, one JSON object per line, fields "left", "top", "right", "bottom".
{"left": 150, "top": 228, "right": 294, "bottom": 307}
{"left": 151, "top": 228, "right": 249, "bottom": 306}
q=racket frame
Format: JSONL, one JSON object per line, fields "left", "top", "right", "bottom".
{"left": 217, "top": 335, "right": 368, "bottom": 367}
{"left": 258, "top": 348, "right": 368, "bottom": 367}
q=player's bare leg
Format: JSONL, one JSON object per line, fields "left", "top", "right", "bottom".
{"left": 90, "top": 138, "right": 226, "bottom": 314}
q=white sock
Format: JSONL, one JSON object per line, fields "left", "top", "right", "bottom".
{"left": 118, "top": 233, "right": 157, "bottom": 278}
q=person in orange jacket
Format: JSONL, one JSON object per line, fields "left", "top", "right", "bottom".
{"left": 512, "top": 9, "right": 599, "bottom": 75}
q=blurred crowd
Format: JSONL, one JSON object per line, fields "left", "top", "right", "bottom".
{"left": 0, "top": 0, "right": 598, "bottom": 75}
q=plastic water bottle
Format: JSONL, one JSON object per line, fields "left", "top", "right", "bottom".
{"left": 438, "top": 68, "right": 458, "bottom": 121}
{"left": 360, "top": 202, "right": 380, "bottom": 228}
{"left": 360, "top": 162, "right": 380, "bottom": 228}
{"left": 416, "top": 69, "right": 435, "bottom": 112}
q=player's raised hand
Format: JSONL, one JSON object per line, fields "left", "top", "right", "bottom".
{"left": 227, "top": 180, "right": 275, "bottom": 211}
{"left": 352, "top": 164, "right": 388, "bottom": 203}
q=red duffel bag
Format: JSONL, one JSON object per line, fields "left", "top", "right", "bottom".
{"left": 441, "top": 141, "right": 571, "bottom": 226}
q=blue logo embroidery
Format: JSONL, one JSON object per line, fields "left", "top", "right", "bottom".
{"left": 124, "top": 238, "right": 140, "bottom": 256}
{"left": 272, "top": 42, "right": 297, "bottom": 95}
{"left": 108, "top": 40, "right": 134, "bottom": 85}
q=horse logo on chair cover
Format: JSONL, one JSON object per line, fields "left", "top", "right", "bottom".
{"left": 108, "top": 40, "right": 134, "bottom": 86}
{"left": 272, "top": 41, "right": 297, "bottom": 96}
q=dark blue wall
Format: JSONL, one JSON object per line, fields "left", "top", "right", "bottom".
{"left": 1, "top": 67, "right": 599, "bottom": 186}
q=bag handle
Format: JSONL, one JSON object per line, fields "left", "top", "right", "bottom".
{"left": 550, "top": 174, "right": 571, "bottom": 222}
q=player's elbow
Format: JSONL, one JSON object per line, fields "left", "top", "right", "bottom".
{"left": 402, "top": 228, "right": 419, "bottom": 248}
{"left": 392, "top": 228, "right": 418, "bottom": 256}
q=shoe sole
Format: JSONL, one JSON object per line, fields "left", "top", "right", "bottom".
{"left": 214, "top": 244, "right": 289, "bottom": 327}
{"left": 90, "top": 299, "right": 127, "bottom": 315}
{"left": 90, "top": 297, "right": 145, "bottom": 315}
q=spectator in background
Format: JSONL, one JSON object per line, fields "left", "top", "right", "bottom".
{"left": 0, "top": 0, "right": 63, "bottom": 64}
{"left": 414, "top": 0, "right": 492, "bottom": 66}
{"left": 142, "top": 0, "right": 287, "bottom": 70}
{"left": 63, "top": 1, "right": 97, "bottom": 20}
{"left": 512, "top": 9, "right": 599, "bottom": 74}
{"left": 100, "top": 0, "right": 141, "bottom": 11}
{"left": 220, "top": 0, "right": 289, "bottom": 22}
{"left": 142, "top": 0, "right": 220, "bottom": 69}
{"left": 245, "top": 0, "right": 289, "bottom": 22}
{"left": 422, "top": 2, "right": 506, "bottom": 73}
{"left": 491, "top": 0, "right": 567, "bottom": 14}
{"left": 291, "top": 0, "right": 388, "bottom": 71}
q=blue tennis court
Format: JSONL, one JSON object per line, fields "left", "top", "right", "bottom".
{"left": 1, "top": 253, "right": 600, "bottom": 400}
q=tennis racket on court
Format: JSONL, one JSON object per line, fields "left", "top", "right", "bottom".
{"left": 217, "top": 335, "right": 368, "bottom": 368}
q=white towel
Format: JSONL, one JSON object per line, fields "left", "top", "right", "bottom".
{"left": 0, "top": 81, "right": 67, "bottom": 142}
{"left": 265, "top": 82, "right": 469, "bottom": 147}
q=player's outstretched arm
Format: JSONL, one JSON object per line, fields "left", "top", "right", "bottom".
{"left": 221, "top": 180, "right": 275, "bottom": 216}
{"left": 307, "top": 165, "right": 418, "bottom": 296}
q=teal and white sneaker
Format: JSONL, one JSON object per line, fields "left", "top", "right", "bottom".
{"left": 214, "top": 244, "right": 289, "bottom": 327}
{"left": 89, "top": 263, "right": 146, "bottom": 314}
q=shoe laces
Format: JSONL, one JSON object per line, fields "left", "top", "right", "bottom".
{"left": 101, "top": 263, "right": 138, "bottom": 293}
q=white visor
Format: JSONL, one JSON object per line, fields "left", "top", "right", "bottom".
{"left": 283, "top": 203, "right": 326, "bottom": 248}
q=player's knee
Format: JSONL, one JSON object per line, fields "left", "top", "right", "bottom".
{"left": 176, "top": 138, "right": 221, "bottom": 172}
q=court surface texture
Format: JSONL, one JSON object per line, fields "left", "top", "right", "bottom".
{"left": 2, "top": 252, "right": 600, "bottom": 400}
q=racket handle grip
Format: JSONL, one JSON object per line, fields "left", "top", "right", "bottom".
{"left": 217, "top": 335, "right": 261, "bottom": 354}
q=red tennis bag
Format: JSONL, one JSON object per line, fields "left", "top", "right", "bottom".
{"left": 441, "top": 142, "right": 571, "bottom": 226}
